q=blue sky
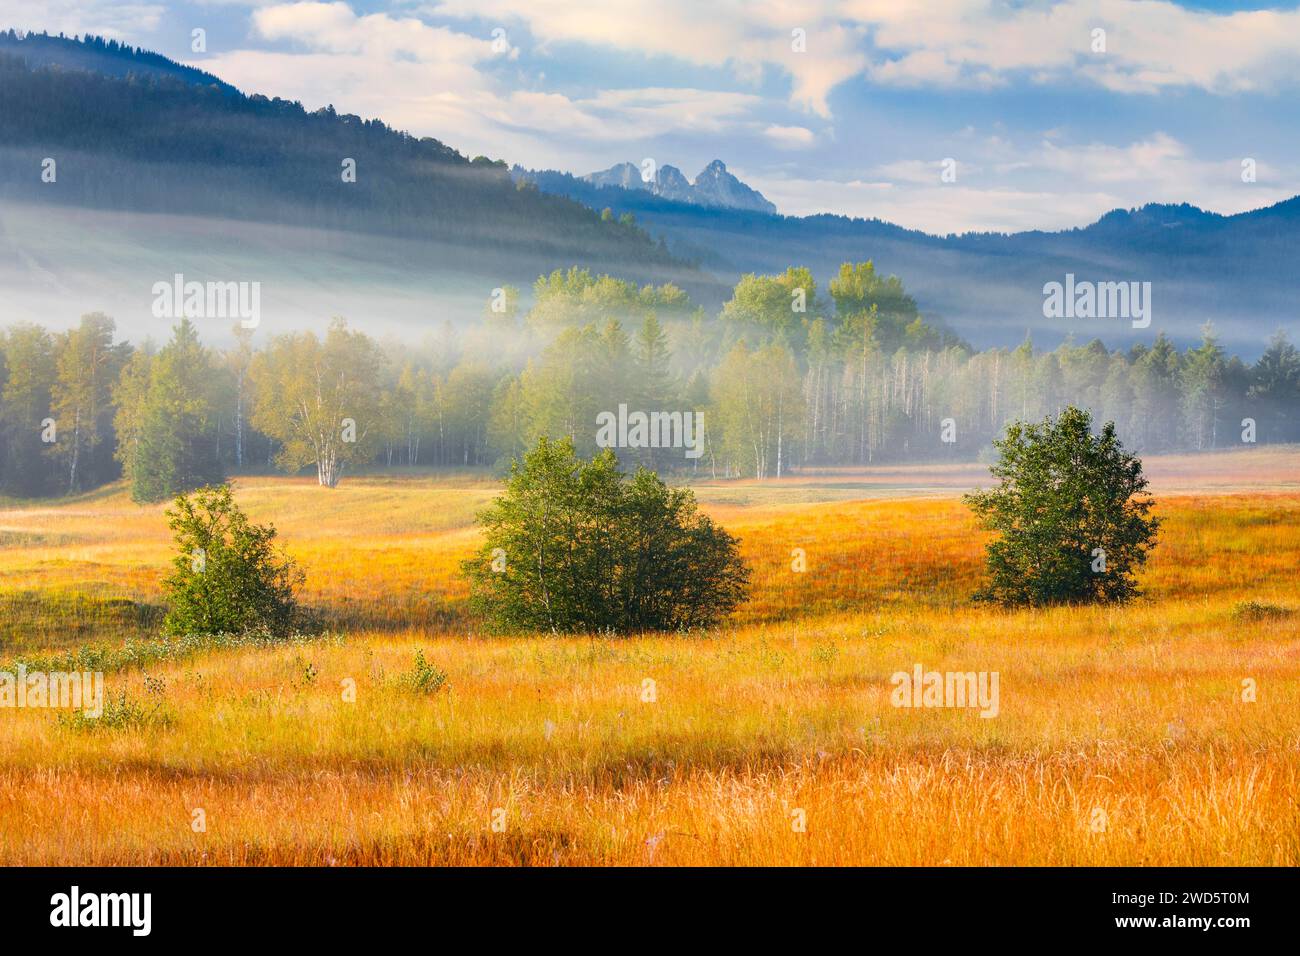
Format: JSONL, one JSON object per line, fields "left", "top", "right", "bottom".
{"left": 6, "top": 0, "right": 1300, "bottom": 233}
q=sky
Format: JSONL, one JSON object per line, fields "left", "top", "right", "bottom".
{"left": 5, "top": 0, "right": 1300, "bottom": 234}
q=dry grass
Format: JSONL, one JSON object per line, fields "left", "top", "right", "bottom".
{"left": 0, "top": 449, "right": 1297, "bottom": 865}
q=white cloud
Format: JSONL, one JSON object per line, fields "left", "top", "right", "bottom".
{"left": 0, "top": 0, "right": 165, "bottom": 38}
{"left": 199, "top": 3, "right": 530, "bottom": 160}
{"left": 763, "top": 124, "right": 817, "bottom": 149}
{"left": 252, "top": 2, "right": 494, "bottom": 62}
{"left": 427, "top": 0, "right": 1300, "bottom": 107}
{"left": 873, "top": 158, "right": 972, "bottom": 186}
{"left": 24, "top": 0, "right": 1288, "bottom": 234}
{"left": 849, "top": 0, "right": 1300, "bottom": 95}
{"left": 492, "top": 87, "right": 762, "bottom": 142}
{"left": 200, "top": 3, "right": 767, "bottom": 167}
{"left": 428, "top": 0, "right": 868, "bottom": 117}
{"left": 756, "top": 131, "right": 1298, "bottom": 234}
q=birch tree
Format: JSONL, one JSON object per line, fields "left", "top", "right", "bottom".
{"left": 250, "top": 318, "right": 386, "bottom": 487}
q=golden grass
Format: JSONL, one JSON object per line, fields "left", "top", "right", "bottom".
{"left": 0, "top": 449, "right": 1297, "bottom": 865}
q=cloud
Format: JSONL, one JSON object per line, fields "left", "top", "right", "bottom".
{"left": 428, "top": 0, "right": 868, "bottom": 117}
{"left": 252, "top": 2, "right": 495, "bottom": 63}
{"left": 1034, "top": 131, "right": 1191, "bottom": 185}
{"left": 198, "top": 3, "right": 531, "bottom": 162}
{"left": 26, "top": 0, "right": 1287, "bottom": 235}
{"left": 494, "top": 87, "right": 763, "bottom": 141}
{"left": 0, "top": 0, "right": 165, "bottom": 38}
{"left": 756, "top": 131, "right": 1297, "bottom": 234}
{"left": 199, "top": 3, "right": 767, "bottom": 169}
{"left": 763, "top": 124, "right": 817, "bottom": 149}
{"left": 873, "top": 158, "right": 969, "bottom": 186}
{"left": 850, "top": 0, "right": 1300, "bottom": 95}
{"left": 428, "top": 0, "right": 1300, "bottom": 107}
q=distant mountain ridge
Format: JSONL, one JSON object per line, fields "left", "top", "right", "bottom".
{"left": 515, "top": 164, "right": 1300, "bottom": 356}
{"left": 0, "top": 30, "right": 714, "bottom": 328}
{"left": 581, "top": 158, "right": 777, "bottom": 214}
{"left": 1, "top": 30, "right": 1296, "bottom": 356}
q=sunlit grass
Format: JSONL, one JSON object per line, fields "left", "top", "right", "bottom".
{"left": 0, "top": 448, "right": 1297, "bottom": 865}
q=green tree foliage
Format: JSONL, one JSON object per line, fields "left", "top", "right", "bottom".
{"left": 463, "top": 438, "right": 749, "bottom": 632}
{"left": 162, "top": 484, "right": 303, "bottom": 637}
{"left": 710, "top": 341, "right": 804, "bottom": 478}
{"left": 4, "top": 262, "right": 1300, "bottom": 500}
{"left": 631, "top": 313, "right": 680, "bottom": 470}
{"left": 487, "top": 377, "right": 528, "bottom": 467}
{"left": 1180, "top": 322, "right": 1226, "bottom": 450}
{"left": 249, "top": 318, "right": 386, "bottom": 486}
{"left": 528, "top": 268, "right": 693, "bottom": 329}
{"left": 114, "top": 319, "right": 224, "bottom": 503}
{"left": 49, "top": 312, "right": 128, "bottom": 493}
{"left": 0, "top": 324, "right": 57, "bottom": 496}
{"left": 1248, "top": 330, "right": 1300, "bottom": 441}
{"left": 830, "top": 260, "right": 916, "bottom": 316}
{"left": 635, "top": 313, "right": 675, "bottom": 405}
{"left": 512, "top": 322, "right": 634, "bottom": 458}
{"left": 1128, "top": 332, "right": 1182, "bottom": 449}
{"left": 964, "top": 407, "right": 1160, "bottom": 607}
{"left": 389, "top": 363, "right": 435, "bottom": 466}
{"left": 722, "top": 267, "right": 817, "bottom": 343}
{"left": 829, "top": 261, "right": 928, "bottom": 352}
{"left": 442, "top": 362, "right": 496, "bottom": 466}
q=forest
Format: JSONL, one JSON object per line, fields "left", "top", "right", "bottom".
{"left": 3, "top": 260, "right": 1297, "bottom": 501}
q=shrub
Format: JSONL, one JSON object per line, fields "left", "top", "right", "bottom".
{"left": 58, "top": 683, "right": 173, "bottom": 733}
{"left": 1231, "top": 600, "right": 1291, "bottom": 622}
{"left": 397, "top": 649, "right": 448, "bottom": 694}
{"left": 162, "top": 484, "right": 304, "bottom": 637}
{"left": 964, "top": 406, "right": 1160, "bottom": 607}
{"left": 463, "top": 437, "right": 750, "bottom": 633}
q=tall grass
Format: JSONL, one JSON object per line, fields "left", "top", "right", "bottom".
{"left": 0, "top": 451, "right": 1296, "bottom": 865}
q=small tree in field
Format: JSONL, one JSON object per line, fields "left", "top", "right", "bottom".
{"left": 964, "top": 406, "right": 1159, "bottom": 607}
{"left": 163, "top": 484, "right": 304, "bottom": 636}
{"left": 463, "top": 437, "right": 749, "bottom": 632}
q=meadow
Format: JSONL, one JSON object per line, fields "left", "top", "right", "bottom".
{"left": 0, "top": 448, "right": 1296, "bottom": 865}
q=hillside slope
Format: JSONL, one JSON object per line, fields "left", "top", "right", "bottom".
{"left": 0, "top": 32, "right": 716, "bottom": 334}
{"left": 516, "top": 171, "right": 1300, "bottom": 355}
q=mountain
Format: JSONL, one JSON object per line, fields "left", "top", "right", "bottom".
{"left": 653, "top": 165, "right": 694, "bottom": 203}
{"left": 517, "top": 168, "right": 1300, "bottom": 356}
{"left": 0, "top": 31, "right": 715, "bottom": 335}
{"left": 580, "top": 158, "right": 777, "bottom": 214}
{"left": 690, "top": 160, "right": 777, "bottom": 214}
{"left": 1, "top": 31, "right": 1295, "bottom": 356}
{"left": 584, "top": 161, "right": 647, "bottom": 192}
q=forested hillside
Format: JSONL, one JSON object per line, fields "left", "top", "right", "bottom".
{"left": 515, "top": 169, "right": 1300, "bottom": 355}
{"left": 2, "top": 31, "right": 1297, "bottom": 501}
{"left": 0, "top": 31, "right": 234, "bottom": 88}
{"left": 3, "top": 31, "right": 1295, "bottom": 354}
{"left": 0, "top": 31, "right": 694, "bottom": 287}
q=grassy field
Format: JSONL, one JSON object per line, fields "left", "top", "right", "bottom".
{"left": 0, "top": 448, "right": 1297, "bottom": 865}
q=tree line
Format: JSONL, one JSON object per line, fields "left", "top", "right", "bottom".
{"left": 3, "top": 261, "right": 1298, "bottom": 501}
